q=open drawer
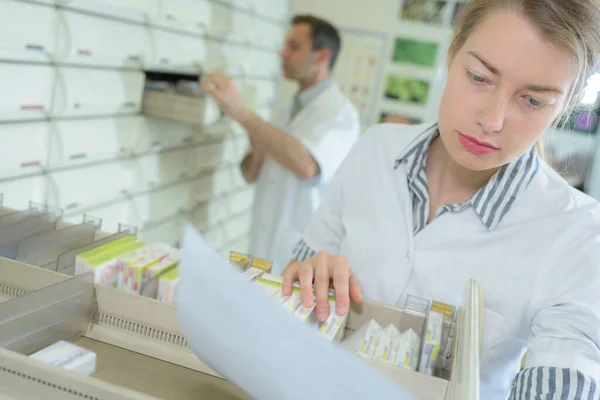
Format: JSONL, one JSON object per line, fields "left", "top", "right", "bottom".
{"left": 0, "top": 250, "right": 482, "bottom": 400}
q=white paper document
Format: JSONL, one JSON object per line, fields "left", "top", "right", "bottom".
{"left": 176, "top": 224, "right": 415, "bottom": 400}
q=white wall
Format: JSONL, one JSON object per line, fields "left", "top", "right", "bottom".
{"left": 0, "top": 0, "right": 290, "bottom": 256}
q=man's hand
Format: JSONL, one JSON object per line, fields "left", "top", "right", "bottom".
{"left": 201, "top": 72, "right": 251, "bottom": 121}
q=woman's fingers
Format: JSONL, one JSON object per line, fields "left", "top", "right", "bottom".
{"left": 314, "top": 252, "right": 331, "bottom": 322}
{"left": 281, "top": 261, "right": 300, "bottom": 296}
{"left": 299, "top": 260, "right": 315, "bottom": 308}
{"left": 332, "top": 256, "right": 350, "bottom": 316}
{"left": 349, "top": 273, "right": 363, "bottom": 305}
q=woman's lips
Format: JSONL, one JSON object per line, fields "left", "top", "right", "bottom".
{"left": 457, "top": 132, "right": 499, "bottom": 155}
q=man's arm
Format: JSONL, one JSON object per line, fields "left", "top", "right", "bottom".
{"left": 202, "top": 72, "right": 319, "bottom": 181}
{"left": 240, "top": 150, "right": 265, "bottom": 184}
{"left": 237, "top": 111, "right": 318, "bottom": 180}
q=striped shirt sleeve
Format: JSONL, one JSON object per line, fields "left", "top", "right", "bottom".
{"left": 509, "top": 367, "right": 600, "bottom": 399}
{"left": 291, "top": 239, "right": 317, "bottom": 262}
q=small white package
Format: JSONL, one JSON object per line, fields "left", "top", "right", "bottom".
{"left": 341, "top": 319, "right": 382, "bottom": 359}
{"left": 317, "top": 300, "right": 348, "bottom": 341}
{"left": 30, "top": 340, "right": 96, "bottom": 376}
{"left": 392, "top": 329, "right": 420, "bottom": 371}
{"left": 418, "top": 310, "right": 444, "bottom": 376}
{"left": 373, "top": 324, "right": 401, "bottom": 363}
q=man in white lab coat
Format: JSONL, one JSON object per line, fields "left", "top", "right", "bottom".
{"left": 202, "top": 15, "right": 360, "bottom": 274}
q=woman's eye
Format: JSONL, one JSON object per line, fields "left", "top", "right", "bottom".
{"left": 525, "top": 96, "right": 548, "bottom": 109}
{"left": 467, "top": 70, "right": 487, "bottom": 84}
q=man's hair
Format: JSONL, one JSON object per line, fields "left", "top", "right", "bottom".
{"left": 291, "top": 14, "right": 341, "bottom": 70}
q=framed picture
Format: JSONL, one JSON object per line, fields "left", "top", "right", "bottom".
{"left": 400, "top": 0, "right": 447, "bottom": 24}
{"left": 392, "top": 37, "right": 439, "bottom": 67}
{"left": 385, "top": 75, "right": 430, "bottom": 105}
{"left": 380, "top": 112, "right": 422, "bottom": 125}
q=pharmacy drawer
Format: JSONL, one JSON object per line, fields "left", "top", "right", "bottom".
{"left": 146, "top": 28, "right": 206, "bottom": 74}
{"left": 0, "top": 122, "right": 49, "bottom": 179}
{"left": 188, "top": 174, "right": 213, "bottom": 204}
{"left": 47, "top": 163, "right": 133, "bottom": 212}
{"left": 187, "top": 142, "right": 223, "bottom": 170}
{"left": 131, "top": 151, "right": 194, "bottom": 190}
{"left": 230, "top": 12, "right": 253, "bottom": 42}
{"left": 154, "top": 0, "right": 211, "bottom": 35}
{"left": 57, "top": 10, "right": 149, "bottom": 68}
{"left": 58, "top": 0, "right": 156, "bottom": 24}
{"left": 131, "top": 185, "right": 191, "bottom": 227}
{"left": 0, "top": 64, "right": 54, "bottom": 122}
{"left": 228, "top": 187, "right": 254, "bottom": 215}
{"left": 223, "top": 211, "right": 252, "bottom": 242}
{"left": 192, "top": 199, "right": 229, "bottom": 228}
{"left": 139, "top": 117, "right": 198, "bottom": 151}
{"left": 0, "top": 176, "right": 48, "bottom": 211}
{"left": 208, "top": 2, "right": 233, "bottom": 35}
{"left": 28, "top": 0, "right": 56, "bottom": 5}
{"left": 52, "top": 67, "right": 144, "bottom": 118}
{"left": 139, "top": 216, "right": 182, "bottom": 247}
{"left": 212, "top": 167, "right": 234, "bottom": 196}
{"left": 49, "top": 117, "right": 141, "bottom": 168}
{"left": 0, "top": 1, "right": 58, "bottom": 63}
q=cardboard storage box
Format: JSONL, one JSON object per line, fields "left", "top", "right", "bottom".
{"left": 0, "top": 258, "right": 481, "bottom": 400}
{"left": 142, "top": 90, "right": 210, "bottom": 125}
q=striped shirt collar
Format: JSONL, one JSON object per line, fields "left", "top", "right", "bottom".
{"left": 395, "top": 124, "right": 540, "bottom": 231}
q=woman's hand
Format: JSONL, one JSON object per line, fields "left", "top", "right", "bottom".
{"left": 282, "top": 251, "right": 363, "bottom": 323}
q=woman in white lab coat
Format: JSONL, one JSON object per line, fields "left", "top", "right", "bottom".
{"left": 282, "top": 0, "right": 600, "bottom": 399}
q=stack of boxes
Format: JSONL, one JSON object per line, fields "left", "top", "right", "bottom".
{"left": 74, "top": 236, "right": 180, "bottom": 305}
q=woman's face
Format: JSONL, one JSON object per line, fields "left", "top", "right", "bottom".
{"left": 438, "top": 10, "right": 573, "bottom": 172}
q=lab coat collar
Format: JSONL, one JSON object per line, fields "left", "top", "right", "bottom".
{"left": 287, "top": 83, "right": 345, "bottom": 132}
{"left": 394, "top": 123, "right": 541, "bottom": 231}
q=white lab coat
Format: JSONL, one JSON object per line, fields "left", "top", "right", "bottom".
{"left": 250, "top": 83, "right": 360, "bottom": 274}
{"left": 301, "top": 122, "right": 600, "bottom": 399}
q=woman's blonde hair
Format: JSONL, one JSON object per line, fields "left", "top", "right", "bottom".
{"left": 450, "top": 0, "right": 600, "bottom": 157}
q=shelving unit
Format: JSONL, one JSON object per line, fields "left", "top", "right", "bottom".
{"left": 0, "top": 0, "right": 291, "bottom": 255}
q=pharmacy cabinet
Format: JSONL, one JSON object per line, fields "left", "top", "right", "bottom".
{"left": 130, "top": 185, "right": 191, "bottom": 228}
{"left": 0, "top": 0, "right": 58, "bottom": 63}
{"left": 46, "top": 163, "right": 134, "bottom": 213}
{"left": 140, "top": 216, "right": 183, "bottom": 246}
{"left": 211, "top": 167, "right": 235, "bottom": 196}
{"left": 0, "top": 64, "right": 55, "bottom": 122}
{"left": 52, "top": 67, "right": 144, "bottom": 118}
{"left": 146, "top": 28, "right": 206, "bottom": 74}
{"left": 57, "top": 0, "right": 156, "bottom": 24}
{"left": 153, "top": 0, "right": 211, "bottom": 35}
{"left": 56, "top": 10, "right": 149, "bottom": 69}
{"left": 0, "top": 122, "right": 49, "bottom": 179}
{"left": 48, "top": 117, "right": 140, "bottom": 168}
{"left": 130, "top": 150, "right": 200, "bottom": 191}
{"left": 138, "top": 117, "right": 199, "bottom": 152}
{"left": 0, "top": 176, "right": 48, "bottom": 211}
